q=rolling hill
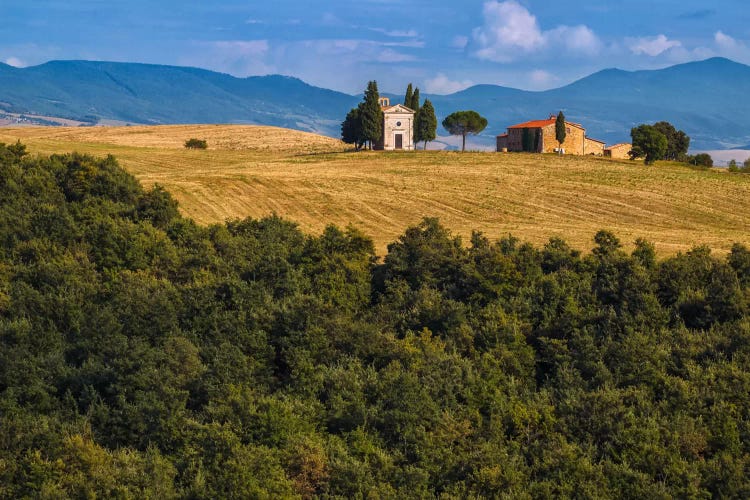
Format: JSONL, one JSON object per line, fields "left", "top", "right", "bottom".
{"left": 2, "top": 124, "right": 750, "bottom": 256}
{"left": 2, "top": 58, "right": 750, "bottom": 150}
{"left": 0, "top": 60, "right": 360, "bottom": 134}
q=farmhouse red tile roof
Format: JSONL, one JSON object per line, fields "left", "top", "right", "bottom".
{"left": 587, "top": 138, "right": 606, "bottom": 144}
{"left": 508, "top": 119, "right": 556, "bottom": 129}
{"left": 508, "top": 118, "right": 585, "bottom": 130}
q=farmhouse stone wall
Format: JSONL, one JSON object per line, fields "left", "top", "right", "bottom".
{"left": 497, "top": 117, "right": 613, "bottom": 157}
{"left": 604, "top": 143, "right": 632, "bottom": 159}
{"left": 585, "top": 138, "right": 606, "bottom": 156}
{"left": 541, "top": 124, "right": 586, "bottom": 155}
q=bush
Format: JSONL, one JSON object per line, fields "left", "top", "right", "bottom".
{"left": 184, "top": 138, "right": 208, "bottom": 149}
{"left": 687, "top": 153, "right": 713, "bottom": 168}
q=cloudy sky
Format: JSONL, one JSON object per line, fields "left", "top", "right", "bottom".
{"left": 2, "top": 0, "right": 749, "bottom": 94}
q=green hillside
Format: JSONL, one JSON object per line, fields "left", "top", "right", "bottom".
{"left": 3, "top": 142, "right": 750, "bottom": 497}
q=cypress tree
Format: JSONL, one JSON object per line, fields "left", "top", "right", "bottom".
{"left": 415, "top": 99, "right": 437, "bottom": 150}
{"left": 404, "top": 83, "right": 413, "bottom": 107}
{"left": 410, "top": 88, "right": 421, "bottom": 115}
{"left": 341, "top": 107, "right": 363, "bottom": 150}
{"left": 410, "top": 88, "right": 421, "bottom": 142}
{"left": 555, "top": 111, "right": 566, "bottom": 151}
{"left": 360, "top": 81, "right": 383, "bottom": 150}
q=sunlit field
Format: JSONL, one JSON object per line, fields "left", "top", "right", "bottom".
{"left": 3, "top": 124, "right": 749, "bottom": 255}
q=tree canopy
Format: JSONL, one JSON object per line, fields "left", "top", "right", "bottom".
{"left": 341, "top": 81, "right": 383, "bottom": 150}
{"left": 341, "top": 107, "right": 363, "bottom": 149}
{"left": 630, "top": 124, "right": 668, "bottom": 165}
{"left": 415, "top": 99, "right": 437, "bottom": 150}
{"left": 404, "top": 83, "right": 413, "bottom": 108}
{"left": 442, "top": 110, "right": 488, "bottom": 152}
{"left": 653, "top": 121, "right": 690, "bottom": 161}
{"left": 555, "top": 111, "right": 566, "bottom": 148}
{"left": 4, "top": 142, "right": 750, "bottom": 497}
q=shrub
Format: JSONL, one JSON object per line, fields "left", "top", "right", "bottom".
{"left": 184, "top": 138, "right": 208, "bottom": 149}
{"left": 688, "top": 153, "right": 713, "bottom": 168}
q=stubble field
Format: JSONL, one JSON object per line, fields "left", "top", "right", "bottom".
{"left": 2, "top": 124, "right": 749, "bottom": 255}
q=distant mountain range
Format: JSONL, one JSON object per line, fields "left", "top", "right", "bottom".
{"left": 1, "top": 57, "right": 749, "bottom": 150}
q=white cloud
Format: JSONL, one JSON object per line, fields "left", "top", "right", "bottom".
{"left": 715, "top": 31, "right": 741, "bottom": 50}
{"left": 371, "top": 28, "right": 419, "bottom": 38}
{"left": 451, "top": 36, "right": 469, "bottom": 49}
{"left": 209, "top": 40, "right": 270, "bottom": 57}
{"left": 180, "top": 40, "right": 274, "bottom": 76}
{"left": 529, "top": 69, "right": 557, "bottom": 88}
{"left": 711, "top": 31, "right": 750, "bottom": 63}
{"left": 547, "top": 25, "right": 601, "bottom": 55}
{"left": 472, "top": 1, "right": 601, "bottom": 62}
{"left": 629, "top": 34, "right": 682, "bottom": 56}
{"left": 5, "top": 57, "right": 26, "bottom": 68}
{"left": 376, "top": 49, "right": 416, "bottom": 63}
{"left": 424, "top": 73, "right": 474, "bottom": 94}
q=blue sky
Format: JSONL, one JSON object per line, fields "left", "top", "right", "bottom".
{"left": 2, "top": 0, "right": 749, "bottom": 94}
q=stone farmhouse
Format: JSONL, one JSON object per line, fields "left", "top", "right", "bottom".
{"left": 604, "top": 143, "right": 633, "bottom": 160}
{"left": 496, "top": 116, "right": 607, "bottom": 156}
{"left": 375, "top": 97, "right": 415, "bottom": 151}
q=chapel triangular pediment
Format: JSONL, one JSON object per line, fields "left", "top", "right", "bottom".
{"left": 384, "top": 104, "right": 415, "bottom": 114}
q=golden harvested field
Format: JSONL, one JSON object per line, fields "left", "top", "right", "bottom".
{"left": 2, "top": 124, "right": 750, "bottom": 255}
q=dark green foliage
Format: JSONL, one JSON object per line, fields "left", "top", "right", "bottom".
{"left": 415, "top": 99, "right": 437, "bottom": 149}
{"left": 404, "top": 83, "right": 413, "bottom": 108}
{"left": 340, "top": 107, "right": 363, "bottom": 150}
{"left": 687, "top": 153, "right": 714, "bottom": 167}
{"left": 4, "top": 141, "right": 750, "bottom": 497}
{"left": 731, "top": 158, "right": 750, "bottom": 173}
{"left": 556, "top": 111, "right": 566, "bottom": 147}
{"left": 653, "top": 121, "right": 690, "bottom": 161}
{"left": 442, "top": 110, "right": 488, "bottom": 152}
{"left": 410, "top": 88, "right": 420, "bottom": 117}
{"left": 359, "top": 80, "right": 383, "bottom": 150}
{"left": 630, "top": 124, "right": 668, "bottom": 165}
{"left": 410, "top": 88, "right": 421, "bottom": 142}
{"left": 183, "top": 138, "right": 207, "bottom": 149}
{"left": 521, "top": 128, "right": 541, "bottom": 152}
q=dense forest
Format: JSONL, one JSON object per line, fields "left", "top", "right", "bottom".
{"left": 2, "top": 142, "right": 750, "bottom": 498}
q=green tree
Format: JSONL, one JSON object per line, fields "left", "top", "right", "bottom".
{"left": 359, "top": 81, "right": 383, "bottom": 150}
{"left": 415, "top": 100, "right": 437, "bottom": 150}
{"left": 630, "top": 125, "right": 668, "bottom": 165}
{"left": 442, "top": 110, "right": 488, "bottom": 152}
{"left": 341, "top": 107, "right": 363, "bottom": 150}
{"left": 404, "top": 84, "right": 414, "bottom": 107}
{"left": 688, "top": 153, "right": 713, "bottom": 167}
{"left": 555, "top": 111, "right": 566, "bottom": 150}
{"left": 410, "top": 88, "right": 421, "bottom": 142}
{"left": 653, "top": 121, "right": 690, "bottom": 161}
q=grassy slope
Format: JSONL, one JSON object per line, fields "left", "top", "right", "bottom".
{"left": 2, "top": 124, "right": 749, "bottom": 255}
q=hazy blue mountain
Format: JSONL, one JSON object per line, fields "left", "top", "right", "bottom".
{"left": 1, "top": 58, "right": 749, "bottom": 149}
{"left": 0, "top": 60, "right": 360, "bottom": 135}
{"left": 428, "top": 57, "right": 750, "bottom": 150}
